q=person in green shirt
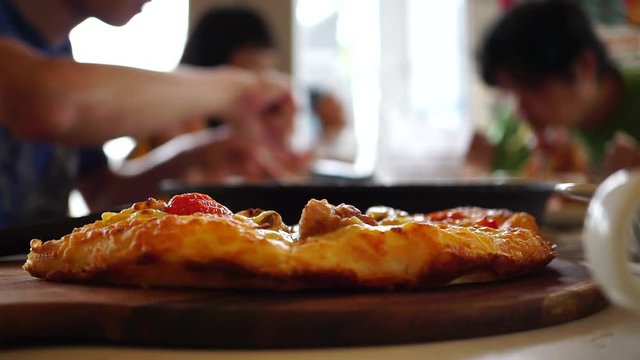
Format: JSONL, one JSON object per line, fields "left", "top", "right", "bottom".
{"left": 469, "top": 0, "right": 640, "bottom": 180}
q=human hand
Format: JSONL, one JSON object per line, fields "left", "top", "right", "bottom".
{"left": 521, "top": 126, "right": 588, "bottom": 180}
{"left": 216, "top": 68, "right": 294, "bottom": 136}
{"left": 312, "top": 92, "right": 347, "bottom": 137}
{"left": 184, "top": 127, "right": 310, "bottom": 184}
{"left": 462, "top": 132, "right": 496, "bottom": 177}
{"left": 601, "top": 131, "right": 640, "bottom": 178}
{"left": 215, "top": 68, "right": 302, "bottom": 171}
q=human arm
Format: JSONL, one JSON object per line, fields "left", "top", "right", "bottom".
{"left": 0, "top": 37, "right": 291, "bottom": 146}
{"left": 77, "top": 127, "right": 309, "bottom": 211}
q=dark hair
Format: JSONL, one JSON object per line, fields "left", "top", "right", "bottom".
{"left": 181, "top": 7, "right": 275, "bottom": 67}
{"left": 478, "top": 0, "right": 615, "bottom": 87}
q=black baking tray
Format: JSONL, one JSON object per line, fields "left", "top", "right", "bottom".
{"left": 0, "top": 181, "right": 557, "bottom": 257}
{"left": 0, "top": 213, "right": 102, "bottom": 257}
{"left": 162, "top": 181, "right": 558, "bottom": 225}
{"left": 0, "top": 204, "right": 130, "bottom": 257}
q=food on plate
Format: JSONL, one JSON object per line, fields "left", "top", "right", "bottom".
{"left": 23, "top": 193, "right": 556, "bottom": 290}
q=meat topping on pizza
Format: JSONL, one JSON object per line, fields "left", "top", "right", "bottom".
{"left": 298, "top": 199, "right": 376, "bottom": 239}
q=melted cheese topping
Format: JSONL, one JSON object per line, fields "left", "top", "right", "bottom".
{"left": 24, "top": 198, "right": 555, "bottom": 290}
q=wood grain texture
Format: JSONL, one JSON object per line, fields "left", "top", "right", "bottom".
{"left": 0, "top": 259, "right": 607, "bottom": 348}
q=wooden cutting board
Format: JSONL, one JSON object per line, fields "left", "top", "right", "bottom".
{"left": 0, "top": 258, "right": 607, "bottom": 348}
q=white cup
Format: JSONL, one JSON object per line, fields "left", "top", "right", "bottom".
{"left": 583, "top": 169, "right": 640, "bottom": 315}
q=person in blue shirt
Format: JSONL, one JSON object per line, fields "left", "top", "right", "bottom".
{"left": 0, "top": 0, "right": 300, "bottom": 228}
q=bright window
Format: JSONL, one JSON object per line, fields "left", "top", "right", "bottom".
{"left": 294, "top": 0, "right": 470, "bottom": 182}
{"left": 295, "top": 0, "right": 381, "bottom": 174}
{"left": 69, "top": 0, "right": 189, "bottom": 72}
{"left": 407, "top": 0, "right": 466, "bottom": 126}
{"left": 68, "top": 0, "right": 189, "bottom": 170}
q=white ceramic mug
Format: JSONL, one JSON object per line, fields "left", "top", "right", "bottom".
{"left": 583, "top": 169, "right": 640, "bottom": 315}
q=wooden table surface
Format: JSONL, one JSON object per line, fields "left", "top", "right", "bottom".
{"left": 2, "top": 306, "right": 639, "bottom": 360}
{"left": 1, "top": 258, "right": 607, "bottom": 348}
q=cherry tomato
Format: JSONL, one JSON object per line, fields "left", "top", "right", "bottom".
{"left": 164, "top": 193, "right": 232, "bottom": 216}
{"left": 476, "top": 217, "right": 498, "bottom": 229}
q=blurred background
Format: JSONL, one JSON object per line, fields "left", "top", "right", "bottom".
{"left": 66, "top": 0, "right": 640, "bottom": 193}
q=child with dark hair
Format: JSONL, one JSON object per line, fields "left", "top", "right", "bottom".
{"left": 467, "top": 0, "right": 640, "bottom": 179}
{"left": 181, "top": 7, "right": 276, "bottom": 71}
{"left": 479, "top": 0, "right": 615, "bottom": 89}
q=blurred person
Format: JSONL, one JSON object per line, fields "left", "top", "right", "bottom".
{"left": 132, "top": 6, "right": 347, "bottom": 163}
{"left": 131, "top": 5, "right": 288, "bottom": 153}
{"left": 182, "top": 6, "right": 278, "bottom": 72}
{"left": 0, "top": 0, "right": 299, "bottom": 228}
{"left": 466, "top": 0, "right": 640, "bottom": 180}
{"left": 181, "top": 5, "right": 286, "bottom": 137}
{"left": 465, "top": 103, "right": 589, "bottom": 180}
{"left": 183, "top": 6, "right": 348, "bottom": 144}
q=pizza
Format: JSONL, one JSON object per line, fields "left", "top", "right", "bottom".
{"left": 23, "top": 193, "right": 555, "bottom": 290}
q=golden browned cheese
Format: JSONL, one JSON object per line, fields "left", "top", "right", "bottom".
{"left": 23, "top": 198, "right": 556, "bottom": 290}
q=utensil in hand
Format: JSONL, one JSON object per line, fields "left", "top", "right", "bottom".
{"left": 554, "top": 182, "right": 598, "bottom": 202}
